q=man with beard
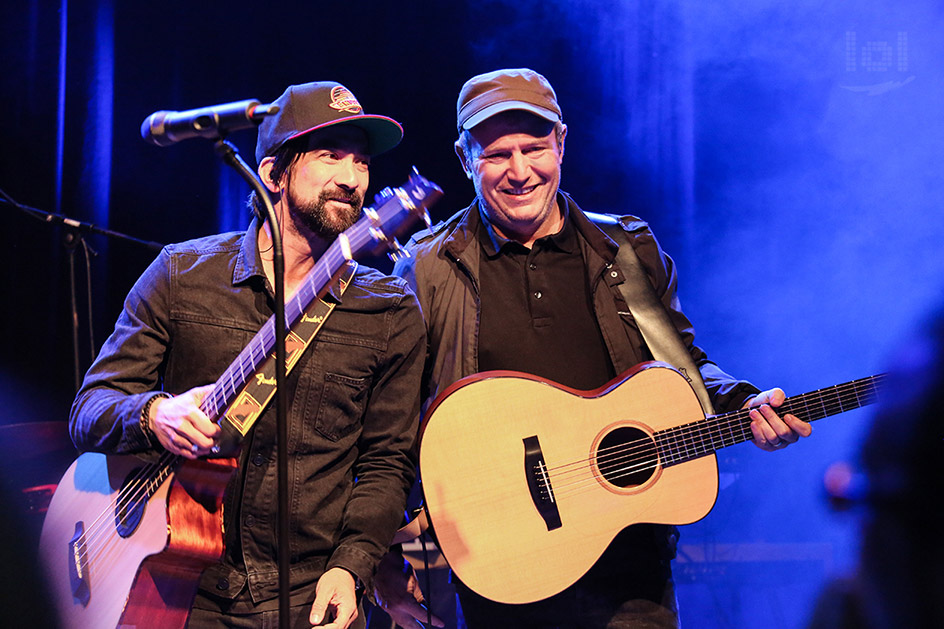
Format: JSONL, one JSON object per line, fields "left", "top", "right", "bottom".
{"left": 70, "top": 81, "right": 426, "bottom": 629}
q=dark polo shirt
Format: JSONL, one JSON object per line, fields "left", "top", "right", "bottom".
{"left": 476, "top": 208, "right": 615, "bottom": 391}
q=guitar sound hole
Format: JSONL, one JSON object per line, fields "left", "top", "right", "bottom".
{"left": 115, "top": 468, "right": 148, "bottom": 538}
{"left": 596, "top": 426, "right": 657, "bottom": 488}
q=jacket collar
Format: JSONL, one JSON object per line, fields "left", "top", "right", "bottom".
{"left": 441, "top": 191, "right": 618, "bottom": 262}
{"left": 233, "top": 216, "right": 267, "bottom": 287}
{"left": 231, "top": 216, "right": 346, "bottom": 302}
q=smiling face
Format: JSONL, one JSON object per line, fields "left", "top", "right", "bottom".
{"left": 276, "top": 125, "right": 371, "bottom": 241}
{"left": 456, "top": 110, "right": 567, "bottom": 247}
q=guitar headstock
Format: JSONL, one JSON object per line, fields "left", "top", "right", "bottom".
{"left": 352, "top": 167, "right": 443, "bottom": 261}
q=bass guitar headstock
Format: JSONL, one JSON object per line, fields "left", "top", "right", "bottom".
{"left": 351, "top": 167, "right": 443, "bottom": 261}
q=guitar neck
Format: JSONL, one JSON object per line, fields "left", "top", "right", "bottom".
{"left": 198, "top": 247, "right": 349, "bottom": 425}
{"left": 656, "top": 374, "right": 885, "bottom": 467}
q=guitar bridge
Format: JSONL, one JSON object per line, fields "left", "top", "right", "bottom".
{"left": 69, "top": 521, "right": 91, "bottom": 606}
{"left": 523, "top": 436, "right": 562, "bottom": 531}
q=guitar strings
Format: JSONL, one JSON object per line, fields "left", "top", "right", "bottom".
{"left": 74, "top": 452, "right": 179, "bottom": 572}
{"left": 553, "top": 380, "right": 881, "bottom": 492}
{"left": 545, "top": 379, "right": 884, "bottom": 501}
{"left": 543, "top": 376, "right": 882, "bottom": 480}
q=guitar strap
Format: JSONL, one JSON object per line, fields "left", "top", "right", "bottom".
{"left": 222, "top": 261, "right": 358, "bottom": 436}
{"left": 590, "top": 214, "right": 716, "bottom": 416}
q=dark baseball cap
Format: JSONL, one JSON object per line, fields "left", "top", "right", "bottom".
{"left": 255, "top": 81, "right": 403, "bottom": 164}
{"left": 456, "top": 68, "right": 562, "bottom": 132}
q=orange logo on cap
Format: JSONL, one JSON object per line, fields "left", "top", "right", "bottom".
{"left": 328, "top": 86, "right": 363, "bottom": 114}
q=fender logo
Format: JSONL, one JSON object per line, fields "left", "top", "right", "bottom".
{"left": 255, "top": 373, "right": 276, "bottom": 386}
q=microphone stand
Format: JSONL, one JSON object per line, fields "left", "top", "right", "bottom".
{"left": 213, "top": 139, "right": 292, "bottom": 629}
{"left": 0, "top": 191, "right": 164, "bottom": 391}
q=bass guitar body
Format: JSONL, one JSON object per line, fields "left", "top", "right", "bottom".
{"left": 40, "top": 453, "right": 236, "bottom": 629}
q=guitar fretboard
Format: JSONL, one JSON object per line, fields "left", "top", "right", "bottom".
{"left": 199, "top": 246, "right": 349, "bottom": 424}
{"left": 655, "top": 374, "right": 885, "bottom": 467}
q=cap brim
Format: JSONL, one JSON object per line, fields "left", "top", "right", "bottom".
{"left": 287, "top": 114, "right": 404, "bottom": 156}
{"left": 461, "top": 101, "right": 559, "bottom": 131}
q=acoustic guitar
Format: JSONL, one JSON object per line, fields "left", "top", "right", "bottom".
{"left": 417, "top": 361, "right": 883, "bottom": 604}
{"left": 40, "top": 171, "right": 442, "bottom": 629}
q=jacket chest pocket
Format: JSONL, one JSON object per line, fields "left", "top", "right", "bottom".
{"left": 313, "top": 372, "right": 370, "bottom": 441}
{"left": 293, "top": 336, "right": 378, "bottom": 450}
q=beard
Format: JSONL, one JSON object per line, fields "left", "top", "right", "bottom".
{"left": 287, "top": 186, "right": 363, "bottom": 241}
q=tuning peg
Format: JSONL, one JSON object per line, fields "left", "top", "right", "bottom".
{"left": 387, "top": 239, "right": 412, "bottom": 262}
{"left": 362, "top": 207, "right": 390, "bottom": 248}
{"left": 373, "top": 188, "right": 394, "bottom": 206}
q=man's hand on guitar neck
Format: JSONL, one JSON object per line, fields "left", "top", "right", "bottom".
{"left": 744, "top": 388, "right": 812, "bottom": 452}
{"left": 148, "top": 385, "right": 221, "bottom": 459}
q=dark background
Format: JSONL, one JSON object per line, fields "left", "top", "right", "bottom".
{"left": 2, "top": 1, "right": 942, "bottom": 627}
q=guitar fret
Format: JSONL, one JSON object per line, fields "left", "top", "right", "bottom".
{"left": 816, "top": 389, "right": 828, "bottom": 421}
{"left": 678, "top": 425, "right": 689, "bottom": 463}
{"left": 655, "top": 431, "right": 675, "bottom": 467}
{"left": 691, "top": 423, "right": 705, "bottom": 457}
{"left": 801, "top": 394, "right": 812, "bottom": 423}
{"left": 697, "top": 422, "right": 712, "bottom": 456}
{"left": 681, "top": 425, "right": 695, "bottom": 461}
{"left": 689, "top": 424, "right": 702, "bottom": 455}
{"left": 670, "top": 430, "right": 681, "bottom": 466}
{"left": 678, "top": 426, "right": 688, "bottom": 463}
{"left": 237, "top": 352, "right": 247, "bottom": 385}
{"left": 206, "top": 393, "right": 218, "bottom": 418}
{"left": 676, "top": 425, "right": 689, "bottom": 464}
{"left": 664, "top": 427, "right": 677, "bottom": 465}
{"left": 709, "top": 416, "right": 725, "bottom": 452}
{"left": 727, "top": 412, "right": 745, "bottom": 449}
{"left": 833, "top": 384, "right": 844, "bottom": 413}
{"left": 713, "top": 418, "right": 726, "bottom": 451}
{"left": 658, "top": 429, "right": 673, "bottom": 466}
{"left": 226, "top": 369, "right": 236, "bottom": 399}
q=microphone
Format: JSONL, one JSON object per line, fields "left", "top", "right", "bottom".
{"left": 140, "top": 99, "right": 279, "bottom": 146}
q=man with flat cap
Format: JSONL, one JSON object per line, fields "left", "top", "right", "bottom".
{"left": 381, "top": 69, "right": 811, "bottom": 627}
{"left": 70, "top": 81, "right": 426, "bottom": 628}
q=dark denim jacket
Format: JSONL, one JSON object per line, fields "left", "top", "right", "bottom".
{"left": 70, "top": 218, "right": 425, "bottom": 608}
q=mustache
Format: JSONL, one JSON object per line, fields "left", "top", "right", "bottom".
{"left": 322, "top": 187, "right": 363, "bottom": 209}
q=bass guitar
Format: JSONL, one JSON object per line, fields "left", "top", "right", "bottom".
{"left": 40, "top": 171, "right": 442, "bottom": 629}
{"left": 418, "top": 361, "right": 883, "bottom": 604}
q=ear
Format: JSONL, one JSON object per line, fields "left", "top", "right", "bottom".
{"left": 454, "top": 139, "right": 474, "bottom": 180}
{"left": 557, "top": 123, "right": 568, "bottom": 164}
{"left": 258, "top": 157, "right": 281, "bottom": 193}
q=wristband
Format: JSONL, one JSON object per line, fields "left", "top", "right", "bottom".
{"left": 140, "top": 392, "right": 171, "bottom": 441}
